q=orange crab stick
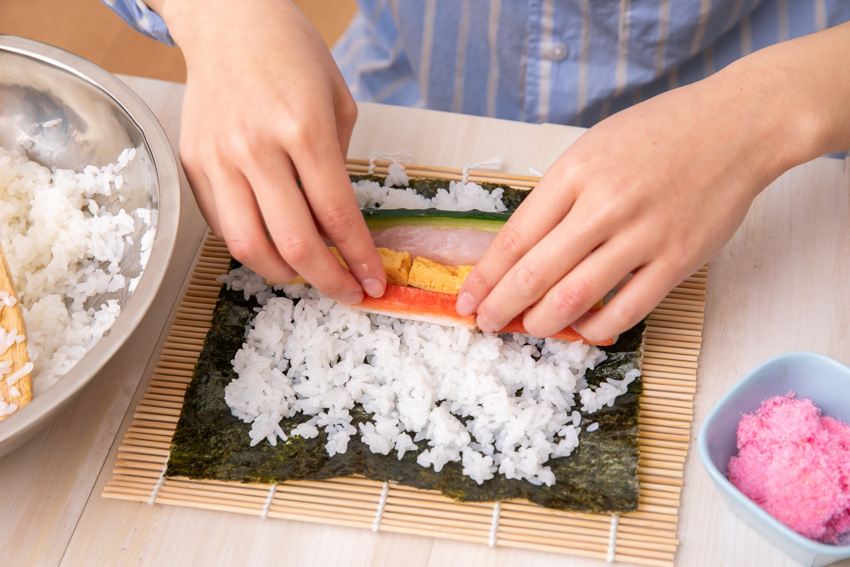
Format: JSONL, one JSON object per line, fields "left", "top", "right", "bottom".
{"left": 355, "top": 285, "right": 614, "bottom": 346}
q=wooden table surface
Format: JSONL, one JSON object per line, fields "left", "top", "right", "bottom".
{"left": 1, "top": 75, "right": 849, "bottom": 567}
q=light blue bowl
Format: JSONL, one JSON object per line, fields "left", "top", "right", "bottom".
{"left": 698, "top": 351, "right": 850, "bottom": 567}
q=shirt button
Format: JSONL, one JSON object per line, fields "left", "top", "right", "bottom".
{"left": 547, "top": 42, "right": 569, "bottom": 61}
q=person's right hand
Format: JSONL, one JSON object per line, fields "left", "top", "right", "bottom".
{"left": 157, "top": 0, "right": 386, "bottom": 303}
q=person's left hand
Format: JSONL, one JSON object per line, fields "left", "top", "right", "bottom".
{"left": 455, "top": 68, "right": 796, "bottom": 343}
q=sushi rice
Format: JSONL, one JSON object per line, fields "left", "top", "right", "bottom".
{"left": 221, "top": 166, "right": 640, "bottom": 486}
{"left": 0, "top": 145, "right": 155, "bottom": 399}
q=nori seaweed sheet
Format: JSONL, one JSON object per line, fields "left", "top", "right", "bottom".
{"left": 166, "top": 176, "right": 645, "bottom": 513}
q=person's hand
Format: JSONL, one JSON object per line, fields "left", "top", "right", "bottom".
{"left": 157, "top": 0, "right": 385, "bottom": 303}
{"left": 456, "top": 63, "right": 806, "bottom": 343}
{"left": 460, "top": 20, "right": 850, "bottom": 343}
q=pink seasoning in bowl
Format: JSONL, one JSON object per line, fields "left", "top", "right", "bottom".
{"left": 727, "top": 393, "right": 850, "bottom": 544}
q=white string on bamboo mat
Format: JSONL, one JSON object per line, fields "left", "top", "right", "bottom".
{"left": 528, "top": 167, "right": 543, "bottom": 177}
{"left": 488, "top": 502, "right": 501, "bottom": 547}
{"left": 148, "top": 462, "right": 168, "bottom": 505}
{"left": 372, "top": 482, "right": 390, "bottom": 532}
{"left": 606, "top": 514, "right": 619, "bottom": 562}
{"left": 261, "top": 483, "right": 278, "bottom": 519}
{"left": 368, "top": 150, "right": 413, "bottom": 174}
{"left": 460, "top": 156, "right": 502, "bottom": 183}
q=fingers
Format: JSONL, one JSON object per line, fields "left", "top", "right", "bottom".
{"left": 473, "top": 205, "right": 624, "bottom": 333}
{"left": 181, "top": 159, "right": 221, "bottom": 236}
{"left": 181, "top": 100, "right": 378, "bottom": 303}
{"left": 244, "top": 143, "right": 373, "bottom": 304}
{"left": 456, "top": 177, "right": 576, "bottom": 317}
{"left": 286, "top": 119, "right": 386, "bottom": 299}
{"left": 202, "top": 157, "right": 299, "bottom": 285}
{"left": 167, "top": 0, "right": 378, "bottom": 303}
{"left": 518, "top": 236, "right": 642, "bottom": 339}
{"left": 187, "top": 144, "right": 374, "bottom": 303}
{"left": 179, "top": 99, "right": 222, "bottom": 237}
{"left": 568, "top": 260, "right": 687, "bottom": 344}
{"left": 333, "top": 83, "right": 358, "bottom": 158}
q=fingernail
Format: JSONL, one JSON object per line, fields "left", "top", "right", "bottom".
{"left": 340, "top": 290, "right": 364, "bottom": 305}
{"left": 476, "top": 313, "right": 498, "bottom": 333}
{"left": 361, "top": 277, "right": 385, "bottom": 299}
{"left": 455, "top": 292, "right": 479, "bottom": 317}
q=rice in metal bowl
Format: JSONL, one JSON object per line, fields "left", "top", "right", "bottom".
{"left": 0, "top": 36, "right": 179, "bottom": 456}
{"left": 0, "top": 145, "right": 155, "bottom": 397}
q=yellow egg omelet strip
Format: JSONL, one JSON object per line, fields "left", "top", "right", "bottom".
{"left": 377, "top": 248, "right": 412, "bottom": 286}
{"left": 407, "top": 256, "right": 473, "bottom": 295}
{"left": 281, "top": 247, "right": 412, "bottom": 287}
{"left": 278, "top": 247, "right": 473, "bottom": 296}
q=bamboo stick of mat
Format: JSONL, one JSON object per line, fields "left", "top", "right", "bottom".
{"left": 103, "top": 163, "right": 705, "bottom": 567}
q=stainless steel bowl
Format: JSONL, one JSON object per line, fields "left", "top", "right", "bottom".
{"left": 0, "top": 36, "right": 180, "bottom": 456}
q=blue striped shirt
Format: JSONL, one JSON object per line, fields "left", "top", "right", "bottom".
{"left": 106, "top": 0, "right": 850, "bottom": 127}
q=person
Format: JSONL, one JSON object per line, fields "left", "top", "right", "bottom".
{"left": 104, "top": 0, "right": 850, "bottom": 342}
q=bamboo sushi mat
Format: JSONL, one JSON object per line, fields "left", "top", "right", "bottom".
{"left": 104, "top": 161, "right": 706, "bottom": 567}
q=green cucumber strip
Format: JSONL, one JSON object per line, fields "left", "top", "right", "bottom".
{"left": 362, "top": 208, "right": 510, "bottom": 233}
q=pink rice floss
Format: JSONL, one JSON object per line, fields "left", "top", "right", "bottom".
{"left": 727, "top": 392, "right": 850, "bottom": 544}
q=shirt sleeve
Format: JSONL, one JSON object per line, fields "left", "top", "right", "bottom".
{"left": 100, "top": 0, "right": 175, "bottom": 46}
